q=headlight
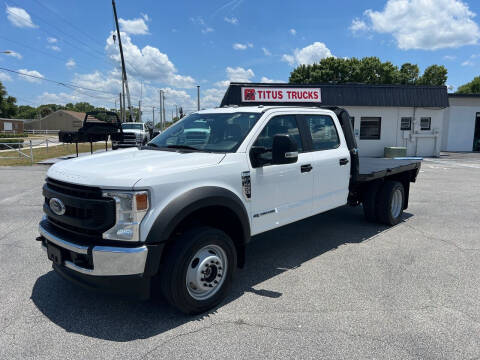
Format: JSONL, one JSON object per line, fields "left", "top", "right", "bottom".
{"left": 102, "top": 191, "right": 149, "bottom": 242}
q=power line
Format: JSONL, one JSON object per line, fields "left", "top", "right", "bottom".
{"left": 0, "top": 36, "right": 98, "bottom": 74}
{"left": 0, "top": 66, "right": 118, "bottom": 96}
{"left": 5, "top": 5, "right": 108, "bottom": 64}
{"left": 31, "top": 0, "right": 107, "bottom": 50}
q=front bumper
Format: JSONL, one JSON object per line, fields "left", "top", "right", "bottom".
{"left": 39, "top": 222, "right": 148, "bottom": 277}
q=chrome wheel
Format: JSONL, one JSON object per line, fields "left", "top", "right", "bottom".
{"left": 186, "top": 245, "right": 227, "bottom": 301}
{"left": 390, "top": 188, "right": 403, "bottom": 218}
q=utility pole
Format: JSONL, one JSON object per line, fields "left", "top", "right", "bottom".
{"left": 122, "top": 82, "right": 126, "bottom": 122}
{"left": 162, "top": 91, "right": 166, "bottom": 130}
{"left": 159, "top": 90, "right": 162, "bottom": 130}
{"left": 197, "top": 85, "right": 200, "bottom": 111}
{"left": 152, "top": 106, "right": 155, "bottom": 128}
{"left": 175, "top": 105, "right": 178, "bottom": 119}
{"left": 119, "top": 93, "right": 123, "bottom": 122}
{"left": 138, "top": 100, "right": 142, "bottom": 122}
{"left": 112, "top": 0, "right": 132, "bottom": 121}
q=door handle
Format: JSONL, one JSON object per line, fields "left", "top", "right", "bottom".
{"left": 301, "top": 164, "right": 313, "bottom": 173}
{"left": 339, "top": 158, "right": 349, "bottom": 166}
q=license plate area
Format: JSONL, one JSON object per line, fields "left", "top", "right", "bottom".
{"left": 47, "top": 243, "right": 63, "bottom": 265}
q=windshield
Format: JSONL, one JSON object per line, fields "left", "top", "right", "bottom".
{"left": 148, "top": 112, "right": 261, "bottom": 152}
{"left": 122, "top": 123, "right": 144, "bottom": 130}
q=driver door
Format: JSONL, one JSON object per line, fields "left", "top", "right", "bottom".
{"left": 249, "top": 114, "right": 314, "bottom": 235}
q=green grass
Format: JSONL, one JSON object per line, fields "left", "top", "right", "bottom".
{"left": 0, "top": 142, "right": 111, "bottom": 166}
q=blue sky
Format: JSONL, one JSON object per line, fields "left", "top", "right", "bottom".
{"left": 1, "top": 0, "right": 480, "bottom": 122}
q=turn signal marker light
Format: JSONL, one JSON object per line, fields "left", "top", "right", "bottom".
{"left": 135, "top": 192, "right": 148, "bottom": 211}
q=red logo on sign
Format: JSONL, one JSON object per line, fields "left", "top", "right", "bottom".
{"left": 244, "top": 88, "right": 256, "bottom": 101}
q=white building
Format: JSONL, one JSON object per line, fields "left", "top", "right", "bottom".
{"left": 442, "top": 94, "right": 480, "bottom": 152}
{"left": 222, "top": 83, "right": 449, "bottom": 157}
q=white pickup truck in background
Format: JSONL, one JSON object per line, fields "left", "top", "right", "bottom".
{"left": 112, "top": 122, "right": 151, "bottom": 149}
{"left": 38, "top": 95, "right": 420, "bottom": 315}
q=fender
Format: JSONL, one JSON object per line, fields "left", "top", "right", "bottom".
{"left": 145, "top": 186, "right": 251, "bottom": 245}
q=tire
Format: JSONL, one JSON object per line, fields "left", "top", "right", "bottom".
{"left": 375, "top": 181, "right": 405, "bottom": 226}
{"left": 363, "top": 181, "right": 381, "bottom": 222}
{"left": 112, "top": 145, "right": 118, "bottom": 150}
{"left": 158, "top": 226, "right": 237, "bottom": 315}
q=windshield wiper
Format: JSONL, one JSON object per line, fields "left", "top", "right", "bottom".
{"left": 145, "top": 143, "right": 159, "bottom": 148}
{"left": 165, "top": 144, "right": 200, "bottom": 151}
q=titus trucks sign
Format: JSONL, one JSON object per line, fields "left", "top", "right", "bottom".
{"left": 241, "top": 87, "right": 322, "bottom": 103}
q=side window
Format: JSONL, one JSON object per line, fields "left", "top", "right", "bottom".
{"left": 305, "top": 115, "right": 340, "bottom": 151}
{"left": 401, "top": 117, "right": 412, "bottom": 130}
{"left": 360, "top": 117, "right": 381, "bottom": 140}
{"left": 252, "top": 115, "right": 303, "bottom": 164}
{"left": 420, "top": 117, "right": 431, "bottom": 130}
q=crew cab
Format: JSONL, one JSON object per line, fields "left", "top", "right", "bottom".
{"left": 37, "top": 105, "right": 420, "bottom": 314}
{"left": 112, "top": 122, "right": 151, "bottom": 149}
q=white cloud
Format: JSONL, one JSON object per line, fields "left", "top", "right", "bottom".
{"left": 224, "top": 17, "right": 238, "bottom": 25}
{"left": 47, "top": 37, "right": 58, "bottom": 43}
{"left": 359, "top": 0, "right": 480, "bottom": 50}
{"left": 47, "top": 45, "right": 61, "bottom": 52}
{"left": 233, "top": 42, "right": 253, "bottom": 50}
{"left": 66, "top": 58, "right": 76, "bottom": 69}
{"left": 202, "top": 27, "right": 214, "bottom": 34}
{"left": 201, "top": 87, "right": 225, "bottom": 109}
{"left": 443, "top": 55, "right": 457, "bottom": 60}
{"left": 260, "top": 76, "right": 284, "bottom": 83}
{"left": 5, "top": 5, "right": 37, "bottom": 28}
{"left": 282, "top": 42, "right": 334, "bottom": 66}
{"left": 290, "top": 28, "right": 297, "bottom": 35}
{"left": 5, "top": 50, "right": 22, "bottom": 59}
{"left": 262, "top": 47, "right": 272, "bottom": 56}
{"left": 18, "top": 69, "right": 44, "bottom": 83}
{"left": 105, "top": 31, "right": 195, "bottom": 88}
{"left": 226, "top": 66, "right": 255, "bottom": 82}
{"left": 349, "top": 18, "right": 368, "bottom": 33}
{"left": 119, "top": 16, "right": 149, "bottom": 35}
{"left": 191, "top": 17, "right": 214, "bottom": 34}
{"left": 0, "top": 72, "right": 12, "bottom": 82}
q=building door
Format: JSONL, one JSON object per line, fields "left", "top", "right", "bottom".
{"left": 473, "top": 113, "right": 480, "bottom": 152}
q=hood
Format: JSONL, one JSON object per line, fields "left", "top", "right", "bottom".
{"left": 47, "top": 148, "right": 226, "bottom": 188}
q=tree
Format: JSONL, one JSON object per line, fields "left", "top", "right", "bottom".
{"left": 16, "top": 105, "right": 38, "bottom": 119}
{"left": 456, "top": 76, "right": 480, "bottom": 94}
{"left": 399, "top": 63, "right": 420, "bottom": 84}
{"left": 0, "top": 81, "right": 18, "bottom": 118}
{"left": 288, "top": 57, "right": 448, "bottom": 86}
{"left": 417, "top": 65, "right": 448, "bottom": 86}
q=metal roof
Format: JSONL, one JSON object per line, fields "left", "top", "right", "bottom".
{"left": 220, "top": 82, "right": 449, "bottom": 108}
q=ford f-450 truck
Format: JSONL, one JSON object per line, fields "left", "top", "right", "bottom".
{"left": 38, "top": 99, "right": 420, "bottom": 314}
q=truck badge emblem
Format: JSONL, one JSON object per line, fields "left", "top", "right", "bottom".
{"left": 241, "top": 171, "right": 251, "bottom": 199}
{"left": 49, "top": 198, "right": 66, "bottom": 216}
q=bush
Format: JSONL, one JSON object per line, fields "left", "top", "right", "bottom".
{"left": 0, "top": 133, "right": 27, "bottom": 138}
{"left": 0, "top": 138, "right": 24, "bottom": 149}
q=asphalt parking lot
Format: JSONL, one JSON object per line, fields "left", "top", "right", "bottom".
{"left": 0, "top": 153, "right": 479, "bottom": 360}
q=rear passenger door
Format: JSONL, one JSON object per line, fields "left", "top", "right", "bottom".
{"left": 302, "top": 114, "right": 350, "bottom": 214}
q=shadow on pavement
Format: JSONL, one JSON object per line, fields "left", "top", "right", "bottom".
{"left": 31, "top": 205, "right": 411, "bottom": 342}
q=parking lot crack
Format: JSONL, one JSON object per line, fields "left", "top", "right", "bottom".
{"left": 403, "top": 222, "right": 480, "bottom": 253}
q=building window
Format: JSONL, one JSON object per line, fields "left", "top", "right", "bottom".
{"left": 400, "top": 117, "right": 412, "bottom": 130}
{"left": 420, "top": 117, "right": 431, "bottom": 130}
{"left": 360, "top": 117, "right": 381, "bottom": 140}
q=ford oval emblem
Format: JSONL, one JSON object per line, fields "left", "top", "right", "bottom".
{"left": 49, "top": 198, "right": 66, "bottom": 216}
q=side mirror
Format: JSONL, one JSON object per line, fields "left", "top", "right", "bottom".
{"left": 249, "top": 146, "right": 268, "bottom": 168}
{"left": 272, "top": 134, "right": 298, "bottom": 165}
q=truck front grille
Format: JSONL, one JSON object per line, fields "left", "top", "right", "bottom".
{"left": 43, "top": 178, "right": 116, "bottom": 239}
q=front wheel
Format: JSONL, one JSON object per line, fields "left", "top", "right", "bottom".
{"left": 158, "top": 227, "right": 237, "bottom": 314}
